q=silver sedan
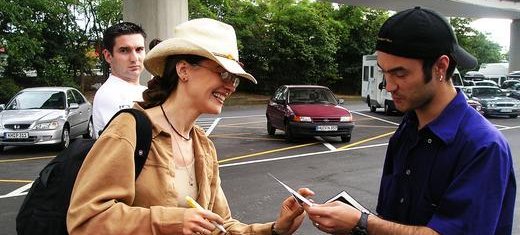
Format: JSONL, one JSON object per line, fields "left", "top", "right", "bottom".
{"left": 0, "top": 87, "right": 94, "bottom": 152}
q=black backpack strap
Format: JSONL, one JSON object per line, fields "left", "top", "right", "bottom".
{"left": 105, "top": 109, "right": 152, "bottom": 179}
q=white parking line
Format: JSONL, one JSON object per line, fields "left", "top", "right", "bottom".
{"left": 219, "top": 143, "right": 389, "bottom": 168}
{"left": 0, "top": 182, "right": 33, "bottom": 199}
{"left": 314, "top": 136, "right": 336, "bottom": 151}
{"left": 351, "top": 111, "right": 400, "bottom": 126}
{"left": 205, "top": 118, "right": 222, "bottom": 136}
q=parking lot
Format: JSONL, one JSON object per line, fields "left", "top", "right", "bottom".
{"left": 1, "top": 100, "right": 519, "bottom": 234}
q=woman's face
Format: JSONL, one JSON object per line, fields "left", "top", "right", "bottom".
{"left": 185, "top": 59, "right": 238, "bottom": 114}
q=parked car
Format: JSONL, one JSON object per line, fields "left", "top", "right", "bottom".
{"left": 266, "top": 85, "right": 354, "bottom": 142}
{"left": 500, "top": 80, "right": 520, "bottom": 90}
{"left": 463, "top": 86, "right": 520, "bottom": 118}
{"left": 473, "top": 80, "right": 499, "bottom": 87}
{"left": 0, "top": 87, "right": 94, "bottom": 152}
{"left": 508, "top": 83, "right": 520, "bottom": 100}
{"left": 500, "top": 80, "right": 520, "bottom": 96}
{"left": 461, "top": 90, "right": 483, "bottom": 114}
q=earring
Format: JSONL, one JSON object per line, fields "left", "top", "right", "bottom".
{"left": 439, "top": 75, "right": 443, "bottom": 82}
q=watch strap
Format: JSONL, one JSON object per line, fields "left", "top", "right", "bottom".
{"left": 351, "top": 211, "right": 369, "bottom": 235}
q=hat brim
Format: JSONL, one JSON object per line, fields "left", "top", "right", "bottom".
{"left": 144, "top": 38, "right": 257, "bottom": 84}
{"left": 451, "top": 46, "right": 478, "bottom": 70}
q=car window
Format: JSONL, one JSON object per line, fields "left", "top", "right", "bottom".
{"left": 274, "top": 87, "right": 288, "bottom": 102}
{"left": 288, "top": 88, "right": 337, "bottom": 104}
{"left": 473, "top": 87, "right": 502, "bottom": 97}
{"left": 7, "top": 91, "right": 66, "bottom": 110}
{"left": 66, "top": 90, "right": 76, "bottom": 107}
{"left": 72, "top": 90, "right": 86, "bottom": 104}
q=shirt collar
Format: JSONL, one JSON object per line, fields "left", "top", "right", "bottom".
{"left": 424, "top": 88, "right": 468, "bottom": 144}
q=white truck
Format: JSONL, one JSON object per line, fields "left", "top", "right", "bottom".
{"left": 361, "top": 54, "right": 463, "bottom": 115}
{"left": 361, "top": 54, "right": 395, "bottom": 114}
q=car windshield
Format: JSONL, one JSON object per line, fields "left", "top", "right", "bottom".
{"left": 472, "top": 87, "right": 504, "bottom": 97}
{"left": 288, "top": 88, "right": 337, "bottom": 104}
{"left": 6, "top": 91, "right": 66, "bottom": 110}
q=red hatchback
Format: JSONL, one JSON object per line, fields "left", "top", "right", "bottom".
{"left": 266, "top": 85, "right": 355, "bottom": 142}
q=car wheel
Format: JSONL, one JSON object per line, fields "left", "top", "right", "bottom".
{"left": 384, "top": 102, "right": 391, "bottom": 115}
{"left": 58, "top": 127, "right": 70, "bottom": 150}
{"left": 0, "top": 145, "right": 4, "bottom": 153}
{"left": 510, "top": 114, "right": 518, "bottom": 118}
{"left": 83, "top": 118, "right": 94, "bottom": 139}
{"left": 370, "top": 104, "right": 376, "bottom": 112}
{"left": 285, "top": 122, "right": 294, "bottom": 142}
{"left": 341, "top": 135, "right": 351, "bottom": 143}
{"left": 267, "top": 120, "right": 276, "bottom": 136}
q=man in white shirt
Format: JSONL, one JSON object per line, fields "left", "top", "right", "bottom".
{"left": 93, "top": 22, "right": 148, "bottom": 138}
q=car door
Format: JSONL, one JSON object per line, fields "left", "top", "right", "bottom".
{"left": 71, "top": 89, "right": 91, "bottom": 134}
{"left": 66, "top": 89, "right": 83, "bottom": 137}
{"left": 268, "top": 87, "right": 288, "bottom": 129}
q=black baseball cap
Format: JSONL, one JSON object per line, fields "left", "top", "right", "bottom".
{"left": 376, "top": 6, "right": 478, "bottom": 69}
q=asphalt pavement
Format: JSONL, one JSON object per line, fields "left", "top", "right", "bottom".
{"left": 1, "top": 100, "right": 519, "bottom": 234}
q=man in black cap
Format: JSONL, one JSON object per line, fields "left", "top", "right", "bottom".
{"left": 304, "top": 7, "right": 516, "bottom": 234}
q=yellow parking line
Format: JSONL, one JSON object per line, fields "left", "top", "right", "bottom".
{"left": 338, "top": 131, "right": 395, "bottom": 150}
{"left": 0, "top": 179, "right": 33, "bottom": 183}
{"left": 212, "top": 136, "right": 286, "bottom": 141}
{"left": 218, "top": 142, "right": 319, "bottom": 164}
{"left": 0, "top": 156, "right": 54, "bottom": 163}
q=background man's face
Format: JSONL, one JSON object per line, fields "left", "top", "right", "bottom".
{"left": 103, "top": 34, "right": 145, "bottom": 83}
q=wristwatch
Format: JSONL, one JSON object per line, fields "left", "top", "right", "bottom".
{"left": 271, "top": 222, "right": 281, "bottom": 235}
{"left": 350, "top": 211, "right": 369, "bottom": 235}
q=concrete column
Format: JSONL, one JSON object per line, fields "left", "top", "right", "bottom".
{"left": 509, "top": 19, "right": 520, "bottom": 72}
{"left": 123, "top": 0, "right": 189, "bottom": 85}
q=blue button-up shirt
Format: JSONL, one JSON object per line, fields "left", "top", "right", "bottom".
{"left": 376, "top": 90, "right": 516, "bottom": 234}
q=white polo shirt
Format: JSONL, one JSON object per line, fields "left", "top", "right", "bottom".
{"left": 92, "top": 74, "right": 147, "bottom": 138}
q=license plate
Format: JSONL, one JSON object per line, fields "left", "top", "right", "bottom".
{"left": 501, "top": 108, "right": 512, "bottom": 113}
{"left": 316, "top": 125, "right": 338, "bottom": 131}
{"left": 5, "top": 132, "right": 29, "bottom": 139}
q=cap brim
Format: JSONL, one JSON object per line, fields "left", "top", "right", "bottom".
{"left": 144, "top": 38, "right": 257, "bottom": 84}
{"left": 452, "top": 46, "right": 478, "bottom": 70}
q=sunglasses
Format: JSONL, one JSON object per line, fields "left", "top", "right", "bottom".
{"left": 195, "top": 64, "right": 240, "bottom": 88}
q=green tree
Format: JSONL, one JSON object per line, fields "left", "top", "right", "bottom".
{"left": 0, "top": 0, "right": 89, "bottom": 102}
{"left": 451, "top": 17, "right": 504, "bottom": 73}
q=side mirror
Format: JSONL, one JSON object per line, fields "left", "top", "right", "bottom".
{"left": 378, "top": 82, "right": 385, "bottom": 90}
{"left": 0, "top": 104, "right": 4, "bottom": 111}
{"left": 337, "top": 98, "right": 344, "bottom": 104}
{"left": 69, "top": 103, "right": 79, "bottom": 109}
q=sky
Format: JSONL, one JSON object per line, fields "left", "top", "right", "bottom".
{"left": 470, "top": 18, "right": 512, "bottom": 52}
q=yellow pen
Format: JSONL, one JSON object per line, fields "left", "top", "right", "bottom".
{"left": 185, "top": 196, "right": 227, "bottom": 234}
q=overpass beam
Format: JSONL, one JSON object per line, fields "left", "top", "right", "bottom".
{"left": 510, "top": 19, "right": 520, "bottom": 72}
{"left": 123, "top": 0, "right": 189, "bottom": 84}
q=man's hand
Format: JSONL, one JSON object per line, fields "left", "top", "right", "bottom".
{"left": 304, "top": 201, "right": 361, "bottom": 234}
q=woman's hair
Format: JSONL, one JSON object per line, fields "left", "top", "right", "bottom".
{"left": 148, "top": 38, "right": 162, "bottom": 50}
{"left": 139, "top": 54, "right": 207, "bottom": 108}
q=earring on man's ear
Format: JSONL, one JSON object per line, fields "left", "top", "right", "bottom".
{"left": 439, "top": 75, "right": 444, "bottom": 82}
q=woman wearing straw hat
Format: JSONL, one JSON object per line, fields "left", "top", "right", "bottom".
{"left": 67, "top": 18, "right": 314, "bottom": 235}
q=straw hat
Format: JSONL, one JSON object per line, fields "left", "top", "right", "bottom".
{"left": 144, "top": 18, "right": 257, "bottom": 84}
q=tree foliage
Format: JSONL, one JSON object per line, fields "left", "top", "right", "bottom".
{"left": 451, "top": 17, "right": 505, "bottom": 74}
{"left": 0, "top": 0, "right": 508, "bottom": 103}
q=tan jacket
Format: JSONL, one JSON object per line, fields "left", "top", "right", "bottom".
{"left": 67, "top": 106, "right": 273, "bottom": 234}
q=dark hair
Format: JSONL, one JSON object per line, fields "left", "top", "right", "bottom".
{"left": 139, "top": 55, "right": 207, "bottom": 109}
{"left": 422, "top": 55, "right": 457, "bottom": 83}
{"left": 103, "top": 22, "right": 147, "bottom": 53}
{"left": 149, "top": 38, "right": 162, "bottom": 50}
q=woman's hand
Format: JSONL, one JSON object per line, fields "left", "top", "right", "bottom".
{"left": 182, "top": 208, "right": 225, "bottom": 235}
{"left": 273, "top": 188, "right": 315, "bottom": 235}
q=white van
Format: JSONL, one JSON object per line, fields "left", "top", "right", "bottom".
{"left": 361, "top": 54, "right": 395, "bottom": 114}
